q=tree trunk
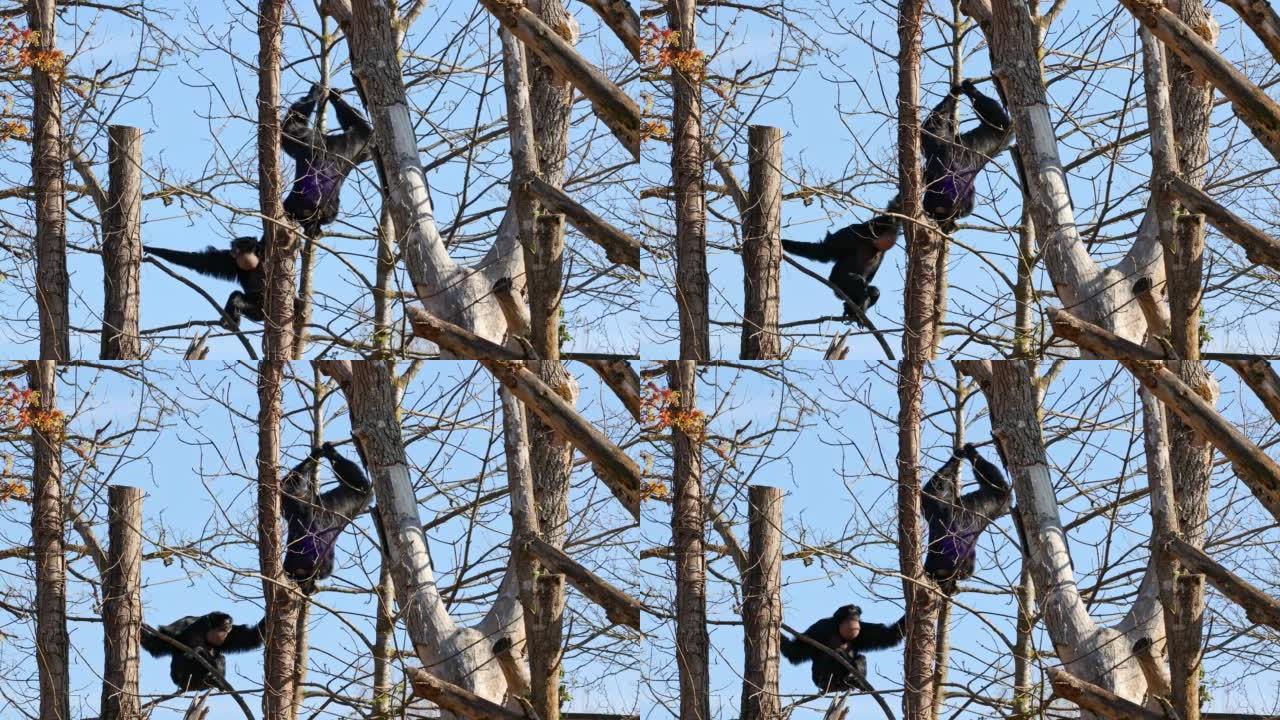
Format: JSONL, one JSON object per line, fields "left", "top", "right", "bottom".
{"left": 957, "top": 360, "right": 1149, "bottom": 715}
{"left": 740, "top": 126, "right": 782, "bottom": 360}
{"left": 319, "top": 360, "right": 510, "bottom": 711}
{"left": 528, "top": 0, "right": 574, "bottom": 361}
{"left": 257, "top": 360, "right": 299, "bottom": 720}
{"left": 344, "top": 0, "right": 511, "bottom": 342}
{"left": 101, "top": 126, "right": 142, "bottom": 360}
{"left": 668, "top": 0, "right": 710, "bottom": 360}
{"left": 258, "top": 0, "right": 296, "bottom": 358}
{"left": 668, "top": 360, "right": 710, "bottom": 719}
{"left": 101, "top": 486, "right": 143, "bottom": 720}
{"left": 28, "top": 0, "right": 68, "bottom": 358}
{"left": 896, "top": 0, "right": 940, "bottom": 716}
{"left": 527, "top": 359, "right": 575, "bottom": 720}
{"left": 29, "top": 360, "right": 69, "bottom": 720}
{"left": 978, "top": 0, "right": 1147, "bottom": 342}
{"left": 256, "top": 3, "right": 300, "bottom": 717}
{"left": 740, "top": 486, "right": 782, "bottom": 720}
{"left": 29, "top": 0, "right": 69, "bottom": 360}
{"left": 1167, "top": 361, "right": 1217, "bottom": 720}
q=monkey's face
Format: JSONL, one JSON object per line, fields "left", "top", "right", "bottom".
{"left": 230, "top": 238, "right": 261, "bottom": 272}
{"left": 838, "top": 615, "right": 861, "bottom": 642}
{"left": 205, "top": 617, "right": 233, "bottom": 647}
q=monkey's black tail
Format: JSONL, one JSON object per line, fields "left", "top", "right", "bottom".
{"left": 779, "top": 635, "right": 809, "bottom": 664}
{"left": 781, "top": 239, "right": 839, "bottom": 263}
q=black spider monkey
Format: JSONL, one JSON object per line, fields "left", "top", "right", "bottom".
{"left": 780, "top": 212, "right": 899, "bottom": 325}
{"left": 781, "top": 604, "right": 906, "bottom": 693}
{"left": 281, "top": 83, "right": 375, "bottom": 238}
{"left": 143, "top": 236, "right": 266, "bottom": 330}
{"left": 922, "top": 442, "right": 1013, "bottom": 595}
{"left": 141, "top": 611, "right": 265, "bottom": 691}
{"left": 282, "top": 442, "right": 374, "bottom": 594}
{"left": 912, "top": 79, "right": 1012, "bottom": 232}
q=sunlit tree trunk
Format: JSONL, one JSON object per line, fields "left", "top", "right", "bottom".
{"left": 896, "top": 0, "right": 940, "bottom": 716}
{"left": 29, "top": 0, "right": 68, "bottom": 360}
{"left": 668, "top": 0, "right": 710, "bottom": 359}
{"left": 101, "top": 126, "right": 142, "bottom": 360}
{"left": 101, "top": 486, "right": 143, "bottom": 720}
{"left": 669, "top": 360, "right": 710, "bottom": 719}
{"left": 29, "top": 360, "right": 69, "bottom": 720}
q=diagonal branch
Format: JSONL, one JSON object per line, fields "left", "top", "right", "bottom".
{"left": 1224, "top": 358, "right": 1280, "bottom": 423}
{"left": 522, "top": 533, "right": 641, "bottom": 629}
{"left": 1120, "top": 0, "right": 1280, "bottom": 164}
{"left": 410, "top": 307, "right": 642, "bottom": 520}
{"left": 1166, "top": 537, "right": 1280, "bottom": 632}
{"left": 525, "top": 177, "right": 641, "bottom": 269}
{"left": 577, "top": 0, "right": 641, "bottom": 59}
{"left": 479, "top": 0, "right": 640, "bottom": 157}
{"left": 1053, "top": 308, "right": 1280, "bottom": 525}
{"left": 1048, "top": 668, "right": 1166, "bottom": 720}
{"left": 1166, "top": 177, "right": 1280, "bottom": 271}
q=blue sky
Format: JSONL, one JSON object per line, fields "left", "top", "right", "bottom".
{"left": 0, "top": 0, "right": 639, "bottom": 358}
{"left": 640, "top": 361, "right": 1280, "bottom": 718}
{"left": 0, "top": 361, "right": 638, "bottom": 719}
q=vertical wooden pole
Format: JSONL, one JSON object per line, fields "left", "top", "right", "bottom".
{"left": 101, "top": 486, "right": 143, "bottom": 720}
{"left": 740, "top": 485, "right": 782, "bottom": 720}
{"left": 741, "top": 126, "right": 782, "bottom": 360}
{"left": 101, "top": 126, "right": 143, "bottom": 360}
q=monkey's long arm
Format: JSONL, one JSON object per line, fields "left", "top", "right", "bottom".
{"left": 144, "top": 246, "right": 239, "bottom": 282}
{"left": 221, "top": 618, "right": 266, "bottom": 654}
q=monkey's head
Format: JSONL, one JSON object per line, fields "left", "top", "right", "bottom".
{"left": 834, "top": 604, "right": 863, "bottom": 642}
{"left": 229, "top": 237, "right": 263, "bottom": 272}
{"left": 204, "top": 612, "right": 234, "bottom": 647}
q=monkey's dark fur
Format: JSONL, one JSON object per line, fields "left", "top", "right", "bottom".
{"left": 780, "top": 604, "right": 906, "bottom": 693}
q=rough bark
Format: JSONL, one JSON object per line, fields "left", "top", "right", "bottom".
{"left": 256, "top": 3, "right": 300, "bottom": 716}
{"left": 740, "top": 485, "right": 782, "bottom": 720}
{"left": 896, "top": 1, "right": 940, "bottom": 717}
{"left": 257, "top": 360, "right": 300, "bottom": 720}
{"left": 101, "top": 126, "right": 143, "bottom": 360}
{"left": 668, "top": 360, "right": 710, "bottom": 720}
{"left": 1121, "top": 0, "right": 1280, "bottom": 166}
{"left": 258, "top": 0, "right": 297, "bottom": 358}
{"left": 1138, "top": 28, "right": 1179, "bottom": 356}
{"left": 1166, "top": 358, "right": 1217, "bottom": 720}
{"left": 317, "top": 361, "right": 511, "bottom": 712}
{"left": 1164, "top": 0, "right": 1216, "bottom": 360}
{"left": 668, "top": 0, "right": 710, "bottom": 360}
{"left": 740, "top": 126, "right": 782, "bottom": 360}
{"left": 29, "top": 360, "right": 69, "bottom": 720}
{"left": 29, "top": 0, "right": 69, "bottom": 360}
{"left": 527, "top": 358, "right": 573, "bottom": 720}
{"left": 101, "top": 486, "right": 143, "bottom": 720}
